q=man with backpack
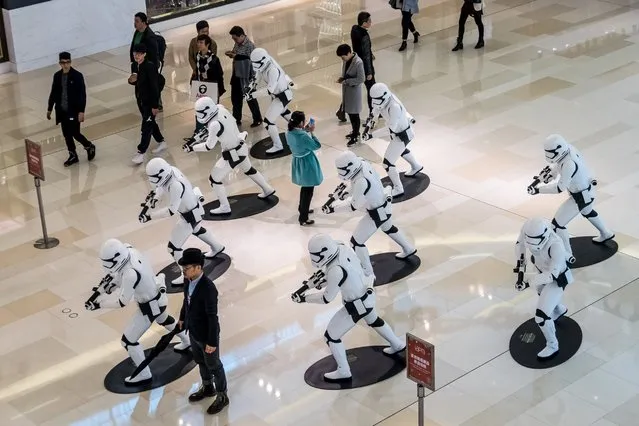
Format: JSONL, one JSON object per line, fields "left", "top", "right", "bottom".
{"left": 129, "top": 12, "right": 166, "bottom": 110}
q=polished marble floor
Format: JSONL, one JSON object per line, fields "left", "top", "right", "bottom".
{"left": 2, "top": 0, "right": 639, "bottom": 424}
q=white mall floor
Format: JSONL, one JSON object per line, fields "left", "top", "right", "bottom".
{"left": 2, "top": 0, "right": 639, "bottom": 424}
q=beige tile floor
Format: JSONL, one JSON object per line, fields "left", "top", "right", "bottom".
{"left": 2, "top": 0, "right": 639, "bottom": 424}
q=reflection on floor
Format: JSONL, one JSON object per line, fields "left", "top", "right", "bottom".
{"left": 3, "top": 0, "right": 639, "bottom": 424}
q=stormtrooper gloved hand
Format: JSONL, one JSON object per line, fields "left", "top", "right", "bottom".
{"left": 139, "top": 212, "right": 151, "bottom": 223}
{"left": 322, "top": 204, "right": 335, "bottom": 214}
{"left": 291, "top": 292, "right": 306, "bottom": 303}
{"left": 527, "top": 185, "right": 539, "bottom": 195}
{"left": 85, "top": 300, "right": 100, "bottom": 311}
{"left": 182, "top": 142, "right": 194, "bottom": 153}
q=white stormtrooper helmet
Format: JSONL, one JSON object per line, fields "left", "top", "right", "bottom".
{"left": 99, "top": 238, "right": 131, "bottom": 274}
{"left": 194, "top": 97, "right": 219, "bottom": 124}
{"left": 308, "top": 234, "right": 340, "bottom": 269}
{"left": 335, "top": 151, "right": 363, "bottom": 181}
{"left": 250, "top": 48, "right": 271, "bottom": 72}
{"left": 544, "top": 134, "right": 570, "bottom": 164}
{"left": 146, "top": 158, "right": 173, "bottom": 187}
{"left": 522, "top": 217, "right": 552, "bottom": 254}
{"left": 370, "top": 83, "right": 392, "bottom": 109}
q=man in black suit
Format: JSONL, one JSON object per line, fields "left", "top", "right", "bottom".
{"left": 178, "top": 248, "right": 229, "bottom": 415}
{"left": 47, "top": 52, "right": 96, "bottom": 167}
{"left": 129, "top": 12, "right": 163, "bottom": 110}
{"left": 129, "top": 43, "right": 165, "bottom": 165}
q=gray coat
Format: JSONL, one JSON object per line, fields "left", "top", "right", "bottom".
{"left": 402, "top": 0, "right": 419, "bottom": 14}
{"left": 341, "top": 54, "right": 365, "bottom": 115}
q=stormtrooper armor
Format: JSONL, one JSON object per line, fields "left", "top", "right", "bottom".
{"left": 250, "top": 47, "right": 294, "bottom": 154}
{"left": 140, "top": 158, "right": 225, "bottom": 284}
{"left": 515, "top": 218, "right": 574, "bottom": 359}
{"left": 368, "top": 82, "right": 423, "bottom": 197}
{"left": 185, "top": 98, "right": 276, "bottom": 215}
{"left": 323, "top": 151, "right": 416, "bottom": 280}
{"left": 293, "top": 234, "right": 406, "bottom": 381}
{"left": 528, "top": 134, "right": 614, "bottom": 263}
{"left": 87, "top": 239, "right": 191, "bottom": 384}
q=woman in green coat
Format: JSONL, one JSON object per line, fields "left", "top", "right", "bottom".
{"left": 286, "top": 111, "right": 323, "bottom": 225}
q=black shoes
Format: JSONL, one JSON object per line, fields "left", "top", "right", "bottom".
{"left": 86, "top": 143, "right": 96, "bottom": 161}
{"left": 250, "top": 120, "right": 262, "bottom": 128}
{"left": 452, "top": 42, "right": 463, "bottom": 51}
{"left": 207, "top": 392, "right": 230, "bottom": 415}
{"left": 299, "top": 219, "right": 315, "bottom": 226}
{"left": 413, "top": 31, "right": 420, "bottom": 43}
{"left": 398, "top": 41, "right": 407, "bottom": 52}
{"left": 64, "top": 153, "right": 79, "bottom": 167}
{"left": 188, "top": 384, "right": 215, "bottom": 402}
{"left": 347, "top": 134, "right": 360, "bottom": 147}
{"left": 475, "top": 40, "right": 485, "bottom": 49}
{"left": 336, "top": 110, "right": 347, "bottom": 123}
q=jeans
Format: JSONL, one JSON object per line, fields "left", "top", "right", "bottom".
{"left": 299, "top": 186, "right": 315, "bottom": 223}
{"left": 457, "top": 2, "right": 484, "bottom": 42}
{"left": 191, "top": 337, "right": 228, "bottom": 393}
{"left": 401, "top": 11, "right": 416, "bottom": 40}
{"left": 59, "top": 111, "right": 91, "bottom": 153}
{"left": 137, "top": 101, "right": 164, "bottom": 154}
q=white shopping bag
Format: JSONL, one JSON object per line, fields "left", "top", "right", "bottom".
{"left": 190, "top": 81, "right": 218, "bottom": 102}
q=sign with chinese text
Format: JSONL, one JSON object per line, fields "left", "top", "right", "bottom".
{"left": 406, "top": 333, "right": 435, "bottom": 391}
{"left": 25, "top": 139, "right": 45, "bottom": 181}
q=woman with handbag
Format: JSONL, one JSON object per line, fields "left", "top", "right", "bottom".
{"left": 393, "top": 0, "right": 421, "bottom": 52}
{"left": 184, "top": 34, "right": 225, "bottom": 144}
{"left": 452, "top": 0, "right": 485, "bottom": 51}
{"left": 286, "top": 111, "right": 323, "bottom": 226}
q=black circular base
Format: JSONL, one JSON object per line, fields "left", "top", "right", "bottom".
{"left": 371, "top": 252, "right": 421, "bottom": 287}
{"left": 159, "top": 253, "right": 231, "bottom": 294}
{"left": 104, "top": 343, "right": 196, "bottom": 394}
{"left": 509, "top": 317, "right": 582, "bottom": 369}
{"left": 380, "top": 172, "right": 430, "bottom": 203}
{"left": 34, "top": 237, "right": 59, "bottom": 249}
{"left": 202, "top": 193, "right": 279, "bottom": 221}
{"left": 249, "top": 133, "right": 291, "bottom": 160}
{"left": 569, "top": 236, "right": 618, "bottom": 269}
{"left": 304, "top": 345, "right": 406, "bottom": 390}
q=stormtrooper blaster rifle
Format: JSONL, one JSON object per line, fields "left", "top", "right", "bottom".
{"left": 528, "top": 166, "right": 553, "bottom": 190}
{"left": 291, "top": 270, "right": 326, "bottom": 301}
{"left": 139, "top": 190, "right": 158, "bottom": 218}
{"left": 322, "top": 183, "right": 348, "bottom": 212}
{"left": 513, "top": 254, "right": 529, "bottom": 291}
{"left": 85, "top": 274, "right": 115, "bottom": 307}
{"left": 244, "top": 78, "right": 258, "bottom": 101}
{"left": 361, "top": 113, "right": 378, "bottom": 141}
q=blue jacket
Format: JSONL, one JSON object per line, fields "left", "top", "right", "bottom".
{"left": 286, "top": 128, "right": 323, "bottom": 187}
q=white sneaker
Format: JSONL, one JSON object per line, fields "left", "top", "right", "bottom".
{"left": 324, "top": 368, "right": 352, "bottom": 382}
{"left": 152, "top": 142, "right": 168, "bottom": 154}
{"left": 210, "top": 205, "right": 231, "bottom": 215}
{"left": 173, "top": 331, "right": 191, "bottom": 353}
{"left": 537, "top": 343, "right": 559, "bottom": 359}
{"left": 593, "top": 232, "right": 615, "bottom": 244}
{"left": 132, "top": 153, "right": 145, "bottom": 165}
{"left": 383, "top": 344, "right": 406, "bottom": 355}
{"left": 258, "top": 188, "right": 276, "bottom": 199}
{"left": 204, "top": 246, "right": 225, "bottom": 258}
{"left": 266, "top": 146, "right": 283, "bottom": 155}
{"left": 395, "top": 248, "right": 417, "bottom": 259}
{"left": 405, "top": 166, "right": 424, "bottom": 177}
{"left": 125, "top": 367, "right": 152, "bottom": 385}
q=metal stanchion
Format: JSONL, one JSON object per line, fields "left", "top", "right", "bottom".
{"left": 33, "top": 177, "right": 59, "bottom": 249}
{"left": 417, "top": 384, "right": 425, "bottom": 426}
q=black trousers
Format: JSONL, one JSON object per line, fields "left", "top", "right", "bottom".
{"left": 457, "top": 2, "right": 484, "bottom": 42}
{"left": 401, "top": 11, "right": 416, "bottom": 40}
{"left": 59, "top": 111, "right": 91, "bottom": 154}
{"left": 230, "top": 75, "right": 262, "bottom": 124}
{"left": 137, "top": 101, "right": 164, "bottom": 154}
{"left": 364, "top": 77, "right": 375, "bottom": 114}
{"left": 191, "top": 337, "right": 228, "bottom": 393}
{"left": 348, "top": 113, "right": 361, "bottom": 136}
{"left": 299, "top": 186, "right": 315, "bottom": 223}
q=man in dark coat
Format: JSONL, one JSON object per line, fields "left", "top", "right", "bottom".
{"left": 178, "top": 248, "right": 230, "bottom": 416}
{"left": 351, "top": 12, "right": 376, "bottom": 114}
{"left": 47, "top": 51, "right": 95, "bottom": 167}
{"left": 129, "top": 12, "right": 163, "bottom": 110}
{"left": 129, "top": 44, "right": 165, "bottom": 165}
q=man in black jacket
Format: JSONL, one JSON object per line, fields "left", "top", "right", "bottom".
{"left": 47, "top": 52, "right": 95, "bottom": 167}
{"left": 129, "top": 44, "right": 165, "bottom": 165}
{"left": 178, "top": 248, "right": 229, "bottom": 416}
{"left": 351, "top": 12, "right": 376, "bottom": 114}
{"left": 129, "top": 12, "right": 163, "bottom": 110}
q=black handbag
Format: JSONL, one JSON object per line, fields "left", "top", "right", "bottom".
{"left": 389, "top": 0, "right": 402, "bottom": 9}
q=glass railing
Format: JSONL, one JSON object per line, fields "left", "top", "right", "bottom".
{"left": 146, "top": 0, "right": 227, "bottom": 21}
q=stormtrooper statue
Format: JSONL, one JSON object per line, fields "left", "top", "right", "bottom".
{"left": 527, "top": 134, "right": 615, "bottom": 263}
{"left": 140, "top": 158, "right": 225, "bottom": 284}
{"left": 292, "top": 234, "right": 406, "bottom": 381}
{"left": 86, "top": 238, "right": 191, "bottom": 385}
{"left": 184, "top": 97, "right": 276, "bottom": 215}
{"left": 248, "top": 47, "right": 294, "bottom": 154}
{"left": 364, "top": 82, "right": 423, "bottom": 197}
{"left": 322, "top": 151, "right": 416, "bottom": 281}
{"left": 515, "top": 217, "right": 573, "bottom": 359}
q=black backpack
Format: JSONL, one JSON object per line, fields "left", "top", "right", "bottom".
{"left": 155, "top": 31, "right": 166, "bottom": 64}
